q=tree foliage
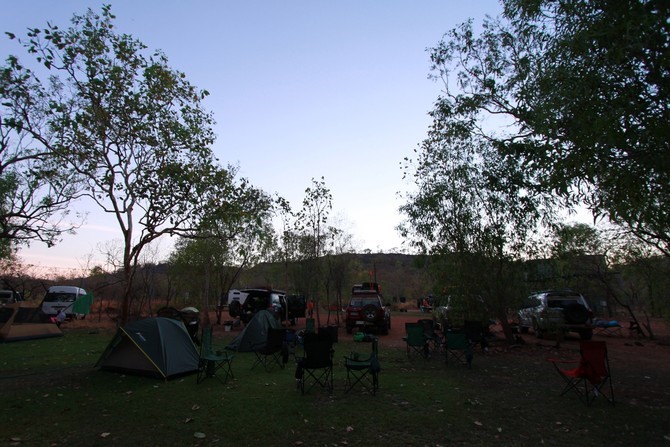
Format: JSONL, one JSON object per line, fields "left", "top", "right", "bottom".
{"left": 168, "top": 182, "right": 276, "bottom": 321}
{"left": 2, "top": 6, "right": 237, "bottom": 324}
{"left": 429, "top": 0, "right": 670, "bottom": 255}
{"left": 1, "top": 49, "right": 84, "bottom": 253}
{"left": 399, "top": 103, "right": 551, "bottom": 341}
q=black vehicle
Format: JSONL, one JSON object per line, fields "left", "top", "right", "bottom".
{"left": 227, "top": 288, "right": 306, "bottom": 325}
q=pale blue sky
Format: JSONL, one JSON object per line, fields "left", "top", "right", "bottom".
{"left": 2, "top": 1, "right": 504, "bottom": 273}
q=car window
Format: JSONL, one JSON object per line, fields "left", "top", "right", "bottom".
{"left": 547, "top": 298, "right": 581, "bottom": 308}
{"left": 44, "top": 292, "right": 77, "bottom": 303}
{"left": 349, "top": 298, "right": 379, "bottom": 307}
{"left": 247, "top": 295, "right": 267, "bottom": 309}
{"left": 521, "top": 296, "right": 540, "bottom": 308}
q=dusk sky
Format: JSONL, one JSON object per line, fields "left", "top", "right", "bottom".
{"left": 2, "top": 1, "right": 504, "bottom": 274}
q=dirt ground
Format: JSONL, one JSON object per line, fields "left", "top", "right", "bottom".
{"left": 379, "top": 311, "right": 670, "bottom": 410}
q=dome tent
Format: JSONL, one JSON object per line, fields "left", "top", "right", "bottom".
{"left": 226, "top": 309, "right": 280, "bottom": 352}
{"left": 95, "top": 317, "right": 199, "bottom": 379}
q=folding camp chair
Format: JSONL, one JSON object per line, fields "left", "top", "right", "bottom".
{"left": 344, "top": 337, "right": 380, "bottom": 395}
{"left": 295, "top": 332, "right": 334, "bottom": 394}
{"left": 417, "top": 318, "right": 442, "bottom": 354}
{"left": 593, "top": 319, "right": 624, "bottom": 337}
{"left": 549, "top": 340, "right": 614, "bottom": 406}
{"left": 197, "top": 326, "right": 234, "bottom": 384}
{"left": 404, "top": 322, "right": 429, "bottom": 359}
{"left": 444, "top": 331, "right": 473, "bottom": 368}
{"left": 252, "top": 327, "right": 287, "bottom": 371}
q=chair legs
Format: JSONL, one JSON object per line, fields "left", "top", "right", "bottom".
{"left": 553, "top": 364, "right": 614, "bottom": 406}
{"left": 444, "top": 346, "right": 473, "bottom": 368}
{"left": 197, "top": 354, "right": 234, "bottom": 384}
{"left": 297, "top": 363, "right": 333, "bottom": 395}
{"left": 344, "top": 362, "right": 379, "bottom": 395}
{"left": 550, "top": 341, "right": 615, "bottom": 407}
{"left": 252, "top": 349, "right": 285, "bottom": 371}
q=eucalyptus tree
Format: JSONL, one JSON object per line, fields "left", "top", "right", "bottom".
{"left": 1, "top": 54, "right": 83, "bottom": 257}
{"left": 399, "top": 117, "right": 553, "bottom": 342}
{"left": 3, "top": 6, "right": 232, "bottom": 324}
{"left": 430, "top": 0, "right": 670, "bottom": 255}
{"left": 293, "top": 177, "right": 335, "bottom": 325}
{"left": 169, "top": 181, "right": 276, "bottom": 324}
{"left": 295, "top": 177, "right": 333, "bottom": 260}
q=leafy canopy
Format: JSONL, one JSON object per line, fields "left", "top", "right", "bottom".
{"left": 428, "top": 0, "right": 670, "bottom": 255}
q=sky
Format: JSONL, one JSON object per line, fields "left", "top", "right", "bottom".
{"left": 2, "top": 1, "right": 504, "bottom": 274}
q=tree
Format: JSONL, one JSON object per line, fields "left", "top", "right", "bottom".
{"left": 3, "top": 6, "right": 233, "bottom": 325}
{"left": 323, "top": 214, "right": 356, "bottom": 326}
{"left": 429, "top": 0, "right": 670, "bottom": 255}
{"left": 1, "top": 58, "right": 84, "bottom": 253}
{"left": 169, "top": 183, "right": 276, "bottom": 324}
{"left": 550, "top": 223, "right": 602, "bottom": 259}
{"left": 599, "top": 229, "right": 668, "bottom": 338}
{"left": 293, "top": 177, "right": 334, "bottom": 327}
{"left": 399, "top": 102, "right": 552, "bottom": 342}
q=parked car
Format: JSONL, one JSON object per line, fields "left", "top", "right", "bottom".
{"left": 226, "top": 288, "right": 305, "bottom": 325}
{"left": 0, "top": 289, "right": 23, "bottom": 306}
{"left": 518, "top": 290, "right": 594, "bottom": 340}
{"left": 345, "top": 282, "right": 391, "bottom": 335}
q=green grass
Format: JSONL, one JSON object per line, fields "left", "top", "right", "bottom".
{"left": 1, "top": 328, "right": 668, "bottom": 446}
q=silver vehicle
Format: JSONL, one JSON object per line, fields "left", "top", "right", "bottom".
{"left": 518, "top": 290, "right": 594, "bottom": 340}
{"left": 41, "top": 286, "right": 88, "bottom": 318}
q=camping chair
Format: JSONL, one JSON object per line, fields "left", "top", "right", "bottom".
{"left": 197, "top": 326, "right": 234, "bottom": 384}
{"left": 593, "top": 319, "right": 624, "bottom": 337}
{"left": 344, "top": 337, "right": 380, "bottom": 395}
{"left": 404, "top": 322, "right": 429, "bottom": 359}
{"left": 444, "top": 331, "right": 473, "bottom": 368}
{"left": 549, "top": 340, "right": 614, "bottom": 406}
{"left": 295, "top": 332, "right": 334, "bottom": 394}
{"left": 252, "top": 328, "right": 287, "bottom": 371}
{"left": 418, "top": 318, "right": 442, "bottom": 354}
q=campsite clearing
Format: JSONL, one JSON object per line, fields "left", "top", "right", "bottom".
{"left": 0, "top": 312, "right": 668, "bottom": 446}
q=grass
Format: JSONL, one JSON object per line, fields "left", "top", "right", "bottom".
{"left": 1, "top": 326, "right": 669, "bottom": 447}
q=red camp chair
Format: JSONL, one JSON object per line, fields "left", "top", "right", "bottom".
{"left": 549, "top": 341, "right": 614, "bottom": 406}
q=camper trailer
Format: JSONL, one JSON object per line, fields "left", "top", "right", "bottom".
{"left": 40, "top": 286, "right": 89, "bottom": 318}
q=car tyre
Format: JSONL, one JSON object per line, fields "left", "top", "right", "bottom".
{"left": 362, "top": 304, "right": 378, "bottom": 322}
{"left": 229, "top": 300, "right": 241, "bottom": 318}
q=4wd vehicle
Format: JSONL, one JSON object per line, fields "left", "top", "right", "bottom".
{"left": 518, "top": 290, "right": 594, "bottom": 340}
{"left": 345, "top": 282, "right": 391, "bottom": 335}
{"left": 226, "top": 288, "right": 306, "bottom": 325}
